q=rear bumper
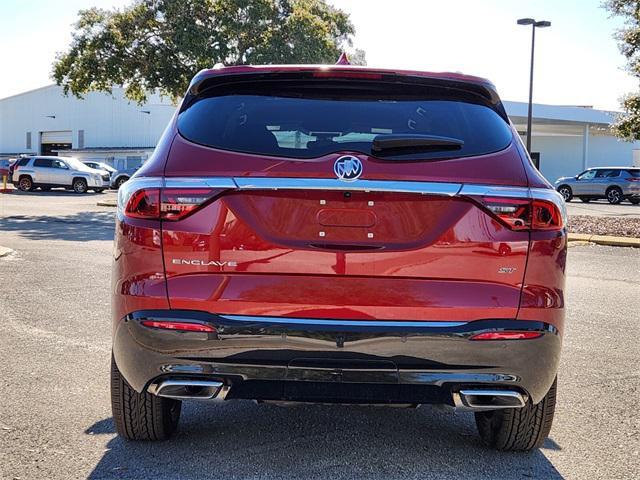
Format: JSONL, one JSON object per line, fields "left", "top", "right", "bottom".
{"left": 112, "top": 310, "right": 561, "bottom": 405}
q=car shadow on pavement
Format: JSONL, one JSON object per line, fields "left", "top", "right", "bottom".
{"left": 0, "top": 211, "right": 115, "bottom": 242}
{"left": 11, "top": 190, "right": 107, "bottom": 197}
{"left": 86, "top": 402, "right": 564, "bottom": 480}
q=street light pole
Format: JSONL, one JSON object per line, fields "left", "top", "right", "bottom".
{"left": 517, "top": 18, "right": 551, "bottom": 154}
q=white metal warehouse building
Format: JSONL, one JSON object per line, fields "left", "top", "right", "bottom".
{"left": 0, "top": 85, "right": 175, "bottom": 171}
{"left": 0, "top": 84, "right": 638, "bottom": 182}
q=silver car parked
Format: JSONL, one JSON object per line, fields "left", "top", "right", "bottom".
{"left": 554, "top": 167, "right": 640, "bottom": 204}
{"left": 11, "top": 156, "right": 110, "bottom": 193}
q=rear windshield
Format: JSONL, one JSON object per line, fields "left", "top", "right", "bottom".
{"left": 177, "top": 81, "right": 512, "bottom": 161}
{"left": 628, "top": 169, "right": 640, "bottom": 177}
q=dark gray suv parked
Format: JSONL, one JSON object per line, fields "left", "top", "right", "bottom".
{"left": 554, "top": 167, "right": 640, "bottom": 204}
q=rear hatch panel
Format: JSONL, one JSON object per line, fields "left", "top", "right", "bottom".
{"left": 161, "top": 73, "right": 530, "bottom": 322}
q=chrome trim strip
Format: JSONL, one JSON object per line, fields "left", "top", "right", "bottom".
{"left": 164, "top": 177, "right": 238, "bottom": 189}
{"left": 129, "top": 177, "right": 564, "bottom": 223}
{"left": 458, "top": 184, "right": 530, "bottom": 198}
{"left": 219, "top": 314, "right": 467, "bottom": 328}
{"left": 233, "top": 177, "right": 462, "bottom": 196}
{"left": 144, "top": 176, "right": 559, "bottom": 203}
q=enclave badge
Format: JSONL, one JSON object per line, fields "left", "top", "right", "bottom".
{"left": 334, "top": 155, "right": 363, "bottom": 182}
{"left": 172, "top": 259, "right": 237, "bottom": 267}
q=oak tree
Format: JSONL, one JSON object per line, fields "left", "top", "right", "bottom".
{"left": 606, "top": 0, "right": 640, "bottom": 139}
{"left": 53, "top": 0, "right": 361, "bottom": 103}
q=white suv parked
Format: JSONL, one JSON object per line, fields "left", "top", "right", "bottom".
{"left": 11, "top": 156, "right": 110, "bottom": 193}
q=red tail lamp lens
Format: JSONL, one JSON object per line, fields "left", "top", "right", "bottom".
{"left": 531, "top": 199, "right": 564, "bottom": 230}
{"left": 124, "top": 188, "right": 222, "bottom": 220}
{"left": 141, "top": 320, "right": 216, "bottom": 333}
{"left": 125, "top": 188, "right": 160, "bottom": 219}
{"left": 470, "top": 331, "right": 543, "bottom": 341}
{"left": 475, "top": 197, "right": 564, "bottom": 232}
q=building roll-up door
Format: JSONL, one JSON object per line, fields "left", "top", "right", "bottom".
{"left": 41, "top": 131, "right": 73, "bottom": 156}
{"left": 41, "top": 130, "right": 73, "bottom": 144}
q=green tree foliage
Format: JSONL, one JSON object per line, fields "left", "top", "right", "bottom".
{"left": 53, "top": 0, "right": 359, "bottom": 103}
{"left": 606, "top": 0, "right": 640, "bottom": 139}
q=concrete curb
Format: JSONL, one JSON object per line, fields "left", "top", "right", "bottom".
{"left": 0, "top": 246, "right": 14, "bottom": 257}
{"left": 568, "top": 233, "right": 640, "bottom": 248}
{"left": 97, "top": 201, "right": 117, "bottom": 207}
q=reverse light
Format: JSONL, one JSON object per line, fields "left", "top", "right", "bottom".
{"left": 481, "top": 197, "right": 530, "bottom": 231}
{"left": 141, "top": 320, "right": 217, "bottom": 333}
{"left": 469, "top": 331, "right": 543, "bottom": 341}
{"left": 124, "top": 188, "right": 222, "bottom": 220}
{"left": 160, "top": 188, "right": 222, "bottom": 220}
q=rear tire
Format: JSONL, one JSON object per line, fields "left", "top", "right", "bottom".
{"left": 606, "top": 187, "right": 623, "bottom": 204}
{"left": 474, "top": 378, "right": 557, "bottom": 452}
{"left": 18, "top": 176, "right": 33, "bottom": 191}
{"left": 579, "top": 197, "right": 590, "bottom": 203}
{"left": 110, "top": 355, "right": 181, "bottom": 441}
{"left": 93, "top": 188, "right": 105, "bottom": 193}
{"left": 630, "top": 198, "right": 640, "bottom": 205}
{"left": 557, "top": 185, "right": 572, "bottom": 202}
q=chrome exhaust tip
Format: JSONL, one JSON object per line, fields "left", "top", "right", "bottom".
{"left": 148, "top": 379, "right": 229, "bottom": 401}
{"left": 453, "top": 389, "right": 527, "bottom": 411}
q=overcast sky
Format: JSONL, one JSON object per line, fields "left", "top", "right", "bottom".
{"left": 0, "top": 0, "right": 635, "bottom": 110}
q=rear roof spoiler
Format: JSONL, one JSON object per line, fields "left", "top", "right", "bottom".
{"left": 184, "top": 66, "right": 507, "bottom": 120}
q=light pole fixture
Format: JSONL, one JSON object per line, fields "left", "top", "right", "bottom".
{"left": 517, "top": 18, "right": 551, "bottom": 154}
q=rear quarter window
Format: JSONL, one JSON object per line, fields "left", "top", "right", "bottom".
{"left": 177, "top": 81, "right": 513, "bottom": 161}
{"left": 34, "top": 159, "right": 54, "bottom": 167}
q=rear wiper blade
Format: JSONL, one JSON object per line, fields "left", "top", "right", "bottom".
{"left": 371, "top": 134, "right": 464, "bottom": 153}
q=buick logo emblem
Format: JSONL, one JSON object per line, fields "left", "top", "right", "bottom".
{"left": 333, "top": 156, "right": 363, "bottom": 182}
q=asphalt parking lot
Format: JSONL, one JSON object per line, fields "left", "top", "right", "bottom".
{"left": 0, "top": 191, "right": 639, "bottom": 480}
{"left": 564, "top": 198, "right": 640, "bottom": 218}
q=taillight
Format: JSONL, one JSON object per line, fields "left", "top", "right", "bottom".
{"left": 480, "top": 197, "right": 530, "bottom": 230}
{"left": 474, "top": 197, "right": 564, "bottom": 231}
{"left": 469, "top": 331, "right": 542, "bottom": 341}
{"left": 160, "top": 188, "right": 221, "bottom": 220}
{"left": 141, "top": 320, "right": 217, "bottom": 333}
{"left": 531, "top": 199, "right": 563, "bottom": 230}
{"left": 124, "top": 188, "right": 222, "bottom": 220}
{"left": 626, "top": 177, "right": 640, "bottom": 182}
{"left": 125, "top": 189, "right": 160, "bottom": 219}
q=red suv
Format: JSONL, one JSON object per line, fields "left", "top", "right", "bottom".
{"left": 111, "top": 63, "right": 566, "bottom": 451}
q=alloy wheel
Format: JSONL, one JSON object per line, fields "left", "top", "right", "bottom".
{"left": 607, "top": 188, "right": 622, "bottom": 204}
{"left": 558, "top": 187, "right": 571, "bottom": 201}
{"left": 73, "top": 179, "right": 87, "bottom": 193}
{"left": 19, "top": 177, "right": 32, "bottom": 191}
